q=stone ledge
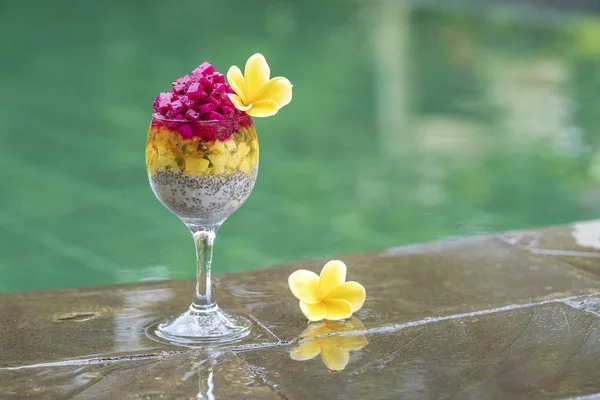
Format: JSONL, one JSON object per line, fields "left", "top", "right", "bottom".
{"left": 2, "top": 221, "right": 600, "bottom": 399}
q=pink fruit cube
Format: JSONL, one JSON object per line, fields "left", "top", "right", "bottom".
{"left": 206, "top": 95, "right": 220, "bottom": 106}
{"left": 214, "top": 84, "right": 228, "bottom": 95}
{"left": 187, "top": 82, "right": 203, "bottom": 99}
{"left": 192, "top": 62, "right": 215, "bottom": 77}
{"left": 177, "top": 123, "right": 193, "bottom": 139}
{"left": 212, "top": 73, "right": 225, "bottom": 84}
{"left": 170, "top": 100, "right": 186, "bottom": 114}
{"left": 199, "top": 76, "right": 214, "bottom": 90}
{"left": 196, "top": 126, "right": 217, "bottom": 141}
{"left": 221, "top": 106, "right": 235, "bottom": 118}
{"left": 154, "top": 92, "right": 173, "bottom": 113}
{"left": 172, "top": 81, "right": 186, "bottom": 94}
{"left": 206, "top": 111, "right": 225, "bottom": 121}
{"left": 220, "top": 95, "right": 233, "bottom": 107}
{"left": 180, "top": 95, "right": 193, "bottom": 108}
{"left": 198, "top": 103, "right": 217, "bottom": 113}
{"left": 173, "top": 75, "right": 191, "bottom": 90}
{"left": 185, "top": 109, "right": 200, "bottom": 121}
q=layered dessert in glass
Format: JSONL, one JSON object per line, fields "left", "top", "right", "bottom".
{"left": 145, "top": 55, "right": 291, "bottom": 345}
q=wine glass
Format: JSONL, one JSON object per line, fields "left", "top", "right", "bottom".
{"left": 146, "top": 112, "right": 258, "bottom": 345}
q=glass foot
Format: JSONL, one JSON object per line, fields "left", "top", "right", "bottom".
{"left": 153, "top": 306, "right": 252, "bottom": 346}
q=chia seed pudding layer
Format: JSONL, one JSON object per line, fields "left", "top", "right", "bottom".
{"left": 149, "top": 166, "right": 257, "bottom": 225}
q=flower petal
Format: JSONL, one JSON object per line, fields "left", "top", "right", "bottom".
{"left": 319, "top": 260, "right": 347, "bottom": 298}
{"left": 289, "top": 270, "right": 320, "bottom": 303}
{"left": 324, "top": 281, "right": 366, "bottom": 312}
{"left": 335, "top": 335, "right": 368, "bottom": 352}
{"left": 244, "top": 53, "right": 270, "bottom": 99}
{"left": 290, "top": 340, "right": 321, "bottom": 361}
{"left": 345, "top": 317, "right": 366, "bottom": 331}
{"left": 245, "top": 99, "right": 279, "bottom": 118}
{"left": 226, "top": 66, "right": 247, "bottom": 104}
{"left": 323, "top": 299, "right": 353, "bottom": 321}
{"left": 321, "top": 347, "right": 350, "bottom": 371}
{"left": 300, "top": 301, "right": 327, "bottom": 322}
{"left": 257, "top": 77, "right": 293, "bottom": 107}
{"left": 299, "top": 321, "right": 325, "bottom": 338}
{"left": 227, "top": 94, "right": 252, "bottom": 111}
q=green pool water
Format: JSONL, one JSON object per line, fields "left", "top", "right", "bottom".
{"left": 1, "top": 1, "right": 600, "bottom": 292}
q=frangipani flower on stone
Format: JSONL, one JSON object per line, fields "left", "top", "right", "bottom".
{"left": 290, "top": 318, "right": 368, "bottom": 371}
{"left": 288, "top": 260, "right": 366, "bottom": 322}
{"left": 227, "top": 53, "right": 293, "bottom": 118}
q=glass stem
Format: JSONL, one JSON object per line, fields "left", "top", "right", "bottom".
{"left": 189, "top": 226, "right": 219, "bottom": 312}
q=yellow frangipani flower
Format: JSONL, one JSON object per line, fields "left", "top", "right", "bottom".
{"left": 288, "top": 260, "right": 366, "bottom": 322}
{"left": 290, "top": 318, "right": 368, "bottom": 371}
{"left": 227, "top": 53, "right": 293, "bottom": 118}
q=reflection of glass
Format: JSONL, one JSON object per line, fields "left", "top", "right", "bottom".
{"left": 196, "top": 353, "right": 216, "bottom": 400}
{"left": 290, "top": 318, "right": 368, "bottom": 371}
{"left": 146, "top": 113, "right": 258, "bottom": 344}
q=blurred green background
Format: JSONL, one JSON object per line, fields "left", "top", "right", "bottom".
{"left": 1, "top": 0, "right": 600, "bottom": 292}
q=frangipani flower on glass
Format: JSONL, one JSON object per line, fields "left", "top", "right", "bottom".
{"left": 288, "top": 260, "right": 366, "bottom": 322}
{"left": 227, "top": 53, "right": 293, "bottom": 117}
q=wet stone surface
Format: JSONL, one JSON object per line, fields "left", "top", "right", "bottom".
{"left": 219, "top": 236, "right": 600, "bottom": 341}
{"left": 0, "top": 280, "right": 277, "bottom": 368}
{"left": 1, "top": 352, "right": 280, "bottom": 400}
{"left": 240, "top": 303, "right": 600, "bottom": 399}
{"left": 499, "top": 220, "right": 600, "bottom": 280}
{"left": 2, "top": 222, "right": 600, "bottom": 399}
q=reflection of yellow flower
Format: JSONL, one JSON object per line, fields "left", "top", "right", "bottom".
{"left": 227, "top": 53, "right": 293, "bottom": 117}
{"left": 290, "top": 318, "right": 368, "bottom": 371}
{"left": 288, "top": 260, "right": 366, "bottom": 322}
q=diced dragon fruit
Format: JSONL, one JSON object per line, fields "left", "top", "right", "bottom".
{"left": 177, "top": 123, "right": 193, "bottom": 139}
{"left": 192, "top": 62, "right": 215, "bottom": 77}
{"left": 205, "top": 111, "right": 225, "bottom": 121}
{"left": 151, "top": 62, "right": 251, "bottom": 140}
{"left": 172, "top": 82, "right": 185, "bottom": 94}
{"left": 221, "top": 106, "right": 235, "bottom": 118}
{"left": 187, "top": 82, "right": 203, "bottom": 99}
{"left": 153, "top": 92, "right": 173, "bottom": 113}
{"left": 220, "top": 94, "right": 234, "bottom": 108}
{"left": 199, "top": 76, "right": 213, "bottom": 90}
{"left": 180, "top": 95, "right": 193, "bottom": 108}
{"left": 198, "top": 103, "right": 217, "bottom": 113}
{"left": 185, "top": 109, "right": 201, "bottom": 121}
{"left": 173, "top": 75, "right": 191, "bottom": 93}
{"left": 205, "top": 95, "right": 220, "bottom": 106}
{"left": 212, "top": 73, "right": 225, "bottom": 84}
{"left": 170, "top": 100, "right": 186, "bottom": 114}
{"left": 215, "top": 83, "right": 228, "bottom": 92}
{"left": 197, "top": 127, "right": 217, "bottom": 141}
